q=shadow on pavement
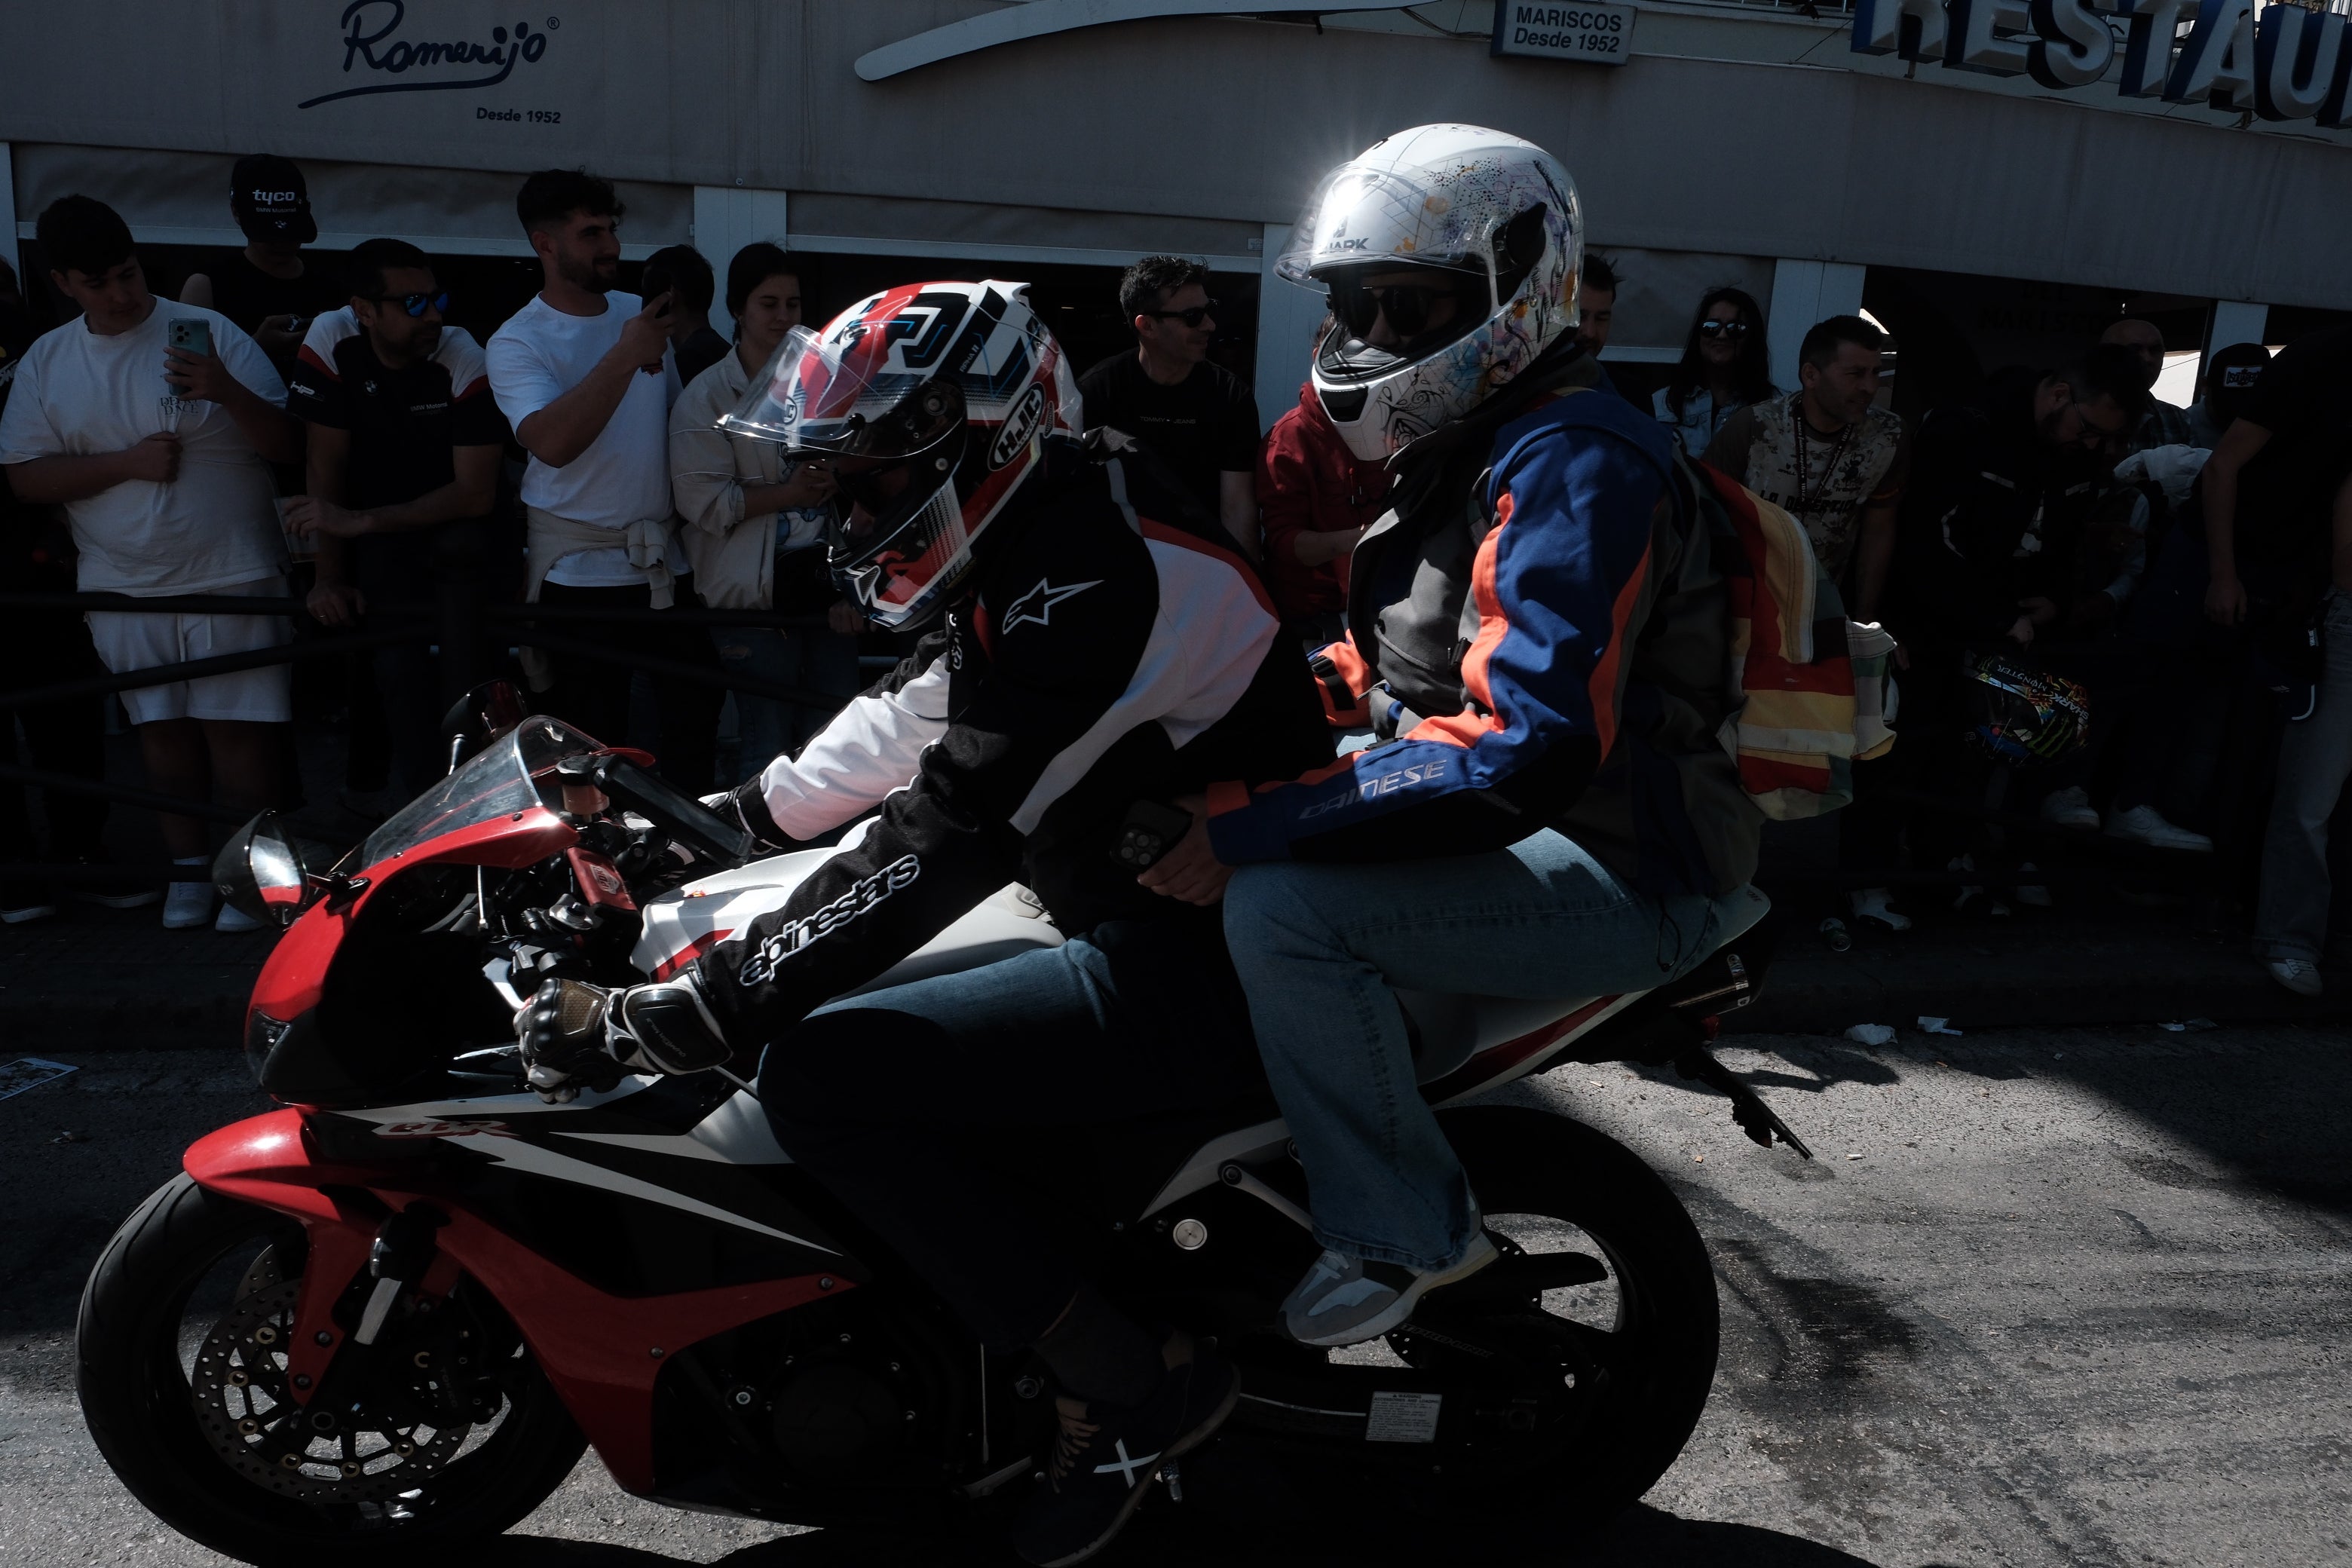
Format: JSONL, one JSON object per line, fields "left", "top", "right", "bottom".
{"left": 1713, "top": 1023, "right": 2352, "bottom": 1223}
{"left": 475, "top": 1502, "right": 1905, "bottom": 1567}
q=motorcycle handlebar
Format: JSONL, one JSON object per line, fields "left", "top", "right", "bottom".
{"left": 588, "top": 755, "right": 756, "bottom": 868}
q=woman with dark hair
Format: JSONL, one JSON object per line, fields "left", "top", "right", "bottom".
{"left": 669, "top": 243, "right": 863, "bottom": 782}
{"left": 1652, "top": 286, "right": 1775, "bottom": 458}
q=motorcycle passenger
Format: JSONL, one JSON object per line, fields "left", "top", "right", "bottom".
{"left": 516, "top": 281, "right": 1333, "bottom": 1565}
{"left": 1137, "top": 126, "right": 1764, "bottom": 1347}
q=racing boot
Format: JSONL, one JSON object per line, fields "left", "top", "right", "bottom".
{"left": 1012, "top": 1331, "right": 1238, "bottom": 1566}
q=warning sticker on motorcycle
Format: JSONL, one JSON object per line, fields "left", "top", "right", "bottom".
{"left": 1365, "top": 1390, "right": 1443, "bottom": 1444}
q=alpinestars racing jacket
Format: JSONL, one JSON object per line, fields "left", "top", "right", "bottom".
{"left": 694, "top": 447, "right": 1333, "bottom": 1039}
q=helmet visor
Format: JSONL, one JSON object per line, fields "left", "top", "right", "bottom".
{"left": 720, "top": 323, "right": 964, "bottom": 463}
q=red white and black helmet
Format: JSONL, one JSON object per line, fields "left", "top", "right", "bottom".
{"left": 720, "top": 280, "right": 1082, "bottom": 631}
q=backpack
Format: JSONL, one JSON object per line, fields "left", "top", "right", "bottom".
{"left": 1689, "top": 459, "right": 1896, "bottom": 819}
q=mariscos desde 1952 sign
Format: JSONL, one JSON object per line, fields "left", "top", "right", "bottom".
{"left": 1853, "top": 0, "right": 2352, "bottom": 129}
{"left": 1491, "top": 1, "right": 1637, "bottom": 65}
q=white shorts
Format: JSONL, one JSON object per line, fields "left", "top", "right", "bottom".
{"left": 87, "top": 577, "right": 293, "bottom": 724}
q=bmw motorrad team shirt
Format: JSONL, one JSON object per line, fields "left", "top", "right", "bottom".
{"left": 0, "top": 303, "right": 289, "bottom": 595}
{"left": 1077, "top": 351, "right": 1260, "bottom": 522}
{"left": 286, "top": 311, "right": 507, "bottom": 515}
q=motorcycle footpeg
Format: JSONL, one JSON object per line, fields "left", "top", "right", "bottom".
{"left": 1436, "top": 1249, "right": 1608, "bottom": 1306}
{"left": 1674, "top": 1051, "right": 1814, "bottom": 1160}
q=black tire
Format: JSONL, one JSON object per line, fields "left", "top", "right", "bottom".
{"left": 1435, "top": 1103, "right": 1720, "bottom": 1512}
{"left": 1206, "top": 1106, "right": 1718, "bottom": 1538}
{"left": 77, "top": 1174, "right": 588, "bottom": 1567}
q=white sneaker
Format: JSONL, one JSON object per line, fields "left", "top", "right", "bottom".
{"left": 2106, "top": 805, "right": 2214, "bottom": 853}
{"left": 2, "top": 897, "right": 59, "bottom": 925}
{"left": 1849, "top": 887, "right": 1913, "bottom": 933}
{"left": 2039, "top": 786, "right": 2100, "bottom": 831}
{"left": 2015, "top": 862, "right": 2054, "bottom": 908}
{"left": 2267, "top": 958, "right": 2322, "bottom": 998}
{"left": 214, "top": 902, "right": 267, "bottom": 933}
{"left": 162, "top": 879, "right": 216, "bottom": 929}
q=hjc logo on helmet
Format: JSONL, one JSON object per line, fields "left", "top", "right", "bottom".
{"left": 988, "top": 384, "right": 1049, "bottom": 470}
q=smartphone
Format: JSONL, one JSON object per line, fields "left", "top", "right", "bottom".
{"left": 639, "top": 265, "right": 673, "bottom": 308}
{"left": 1110, "top": 799, "right": 1197, "bottom": 872}
{"left": 165, "top": 317, "right": 213, "bottom": 357}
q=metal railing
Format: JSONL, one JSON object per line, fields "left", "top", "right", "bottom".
{"left": 0, "top": 589, "right": 870, "bottom": 885}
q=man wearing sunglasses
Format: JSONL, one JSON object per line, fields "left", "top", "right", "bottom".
{"left": 1078, "top": 256, "right": 1262, "bottom": 559}
{"left": 285, "top": 238, "right": 507, "bottom": 796}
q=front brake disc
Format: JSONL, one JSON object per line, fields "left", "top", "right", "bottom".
{"left": 188, "top": 1277, "right": 473, "bottom": 1502}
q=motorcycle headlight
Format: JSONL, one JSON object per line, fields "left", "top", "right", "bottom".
{"left": 243, "top": 1012, "right": 295, "bottom": 1084}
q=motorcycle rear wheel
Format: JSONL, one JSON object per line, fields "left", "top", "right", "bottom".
{"left": 77, "top": 1174, "right": 587, "bottom": 1567}
{"left": 1219, "top": 1105, "right": 1720, "bottom": 1533}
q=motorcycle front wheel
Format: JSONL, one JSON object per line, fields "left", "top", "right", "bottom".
{"left": 77, "top": 1174, "right": 587, "bottom": 1567}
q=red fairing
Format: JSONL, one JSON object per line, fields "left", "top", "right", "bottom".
{"left": 247, "top": 807, "right": 577, "bottom": 1033}
{"left": 185, "top": 1108, "right": 847, "bottom": 1493}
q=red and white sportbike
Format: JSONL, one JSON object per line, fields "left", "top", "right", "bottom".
{"left": 77, "top": 696, "right": 1808, "bottom": 1566}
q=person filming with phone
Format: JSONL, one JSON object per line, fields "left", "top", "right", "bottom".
{"left": 0, "top": 194, "right": 299, "bottom": 932}
{"left": 486, "top": 168, "right": 724, "bottom": 792}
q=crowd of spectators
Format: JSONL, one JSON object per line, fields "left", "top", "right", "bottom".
{"left": 0, "top": 158, "right": 2346, "bottom": 999}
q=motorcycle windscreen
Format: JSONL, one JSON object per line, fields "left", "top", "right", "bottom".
{"left": 360, "top": 717, "right": 598, "bottom": 868}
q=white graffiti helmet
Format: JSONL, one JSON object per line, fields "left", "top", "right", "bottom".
{"left": 1278, "top": 124, "right": 1584, "bottom": 461}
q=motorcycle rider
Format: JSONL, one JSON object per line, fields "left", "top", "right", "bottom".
{"left": 516, "top": 280, "right": 1334, "bottom": 1564}
{"left": 1136, "top": 125, "right": 1765, "bottom": 1347}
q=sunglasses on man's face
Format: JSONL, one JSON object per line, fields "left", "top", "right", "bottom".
{"left": 1143, "top": 300, "right": 1218, "bottom": 329}
{"left": 1698, "top": 319, "right": 1750, "bottom": 339}
{"left": 376, "top": 290, "right": 449, "bottom": 318}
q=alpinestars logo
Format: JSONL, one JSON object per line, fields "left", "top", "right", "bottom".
{"left": 738, "top": 855, "right": 921, "bottom": 986}
{"left": 999, "top": 577, "right": 1101, "bottom": 632}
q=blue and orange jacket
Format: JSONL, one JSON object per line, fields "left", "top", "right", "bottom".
{"left": 1207, "top": 361, "right": 1761, "bottom": 898}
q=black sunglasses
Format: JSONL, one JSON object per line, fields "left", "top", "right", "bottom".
{"left": 375, "top": 290, "right": 450, "bottom": 318}
{"left": 1698, "top": 319, "right": 1750, "bottom": 339}
{"left": 1329, "top": 280, "right": 1469, "bottom": 342}
{"left": 1142, "top": 300, "right": 1218, "bottom": 329}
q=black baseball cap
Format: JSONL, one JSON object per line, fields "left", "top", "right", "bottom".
{"left": 231, "top": 155, "right": 317, "bottom": 245}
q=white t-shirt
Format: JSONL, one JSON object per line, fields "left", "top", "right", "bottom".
{"left": 485, "top": 291, "right": 681, "bottom": 587}
{"left": 0, "top": 302, "right": 289, "bottom": 594}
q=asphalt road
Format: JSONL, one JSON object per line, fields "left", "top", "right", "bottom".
{"left": 4, "top": 1024, "right": 2347, "bottom": 1568}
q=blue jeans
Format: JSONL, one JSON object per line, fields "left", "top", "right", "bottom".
{"left": 1223, "top": 829, "right": 1732, "bottom": 1272}
{"left": 760, "top": 917, "right": 1266, "bottom": 1352}
{"left": 713, "top": 624, "right": 862, "bottom": 785}
{"left": 2255, "top": 590, "right": 2352, "bottom": 964}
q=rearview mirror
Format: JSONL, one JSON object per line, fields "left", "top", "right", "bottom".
{"left": 213, "top": 811, "right": 312, "bottom": 927}
{"left": 437, "top": 679, "right": 528, "bottom": 774}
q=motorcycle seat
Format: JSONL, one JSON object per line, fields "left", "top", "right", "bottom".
{"left": 1395, "top": 884, "right": 1771, "bottom": 1085}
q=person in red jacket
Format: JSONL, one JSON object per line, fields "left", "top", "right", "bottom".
{"left": 1257, "top": 364, "right": 1392, "bottom": 645}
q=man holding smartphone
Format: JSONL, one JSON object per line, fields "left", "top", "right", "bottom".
{"left": 0, "top": 196, "right": 299, "bottom": 931}
{"left": 488, "top": 168, "right": 724, "bottom": 791}
{"left": 179, "top": 155, "right": 345, "bottom": 381}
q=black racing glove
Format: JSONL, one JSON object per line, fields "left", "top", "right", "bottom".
{"left": 702, "top": 778, "right": 796, "bottom": 858}
{"left": 517, "top": 972, "right": 733, "bottom": 1103}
